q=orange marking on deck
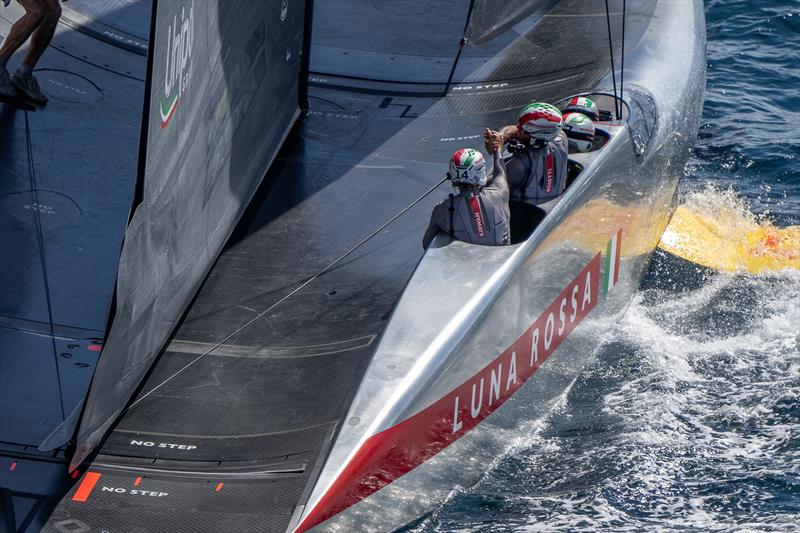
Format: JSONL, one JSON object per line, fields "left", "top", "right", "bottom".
{"left": 134, "top": 476, "right": 143, "bottom": 486}
{"left": 9, "top": 461, "right": 17, "bottom": 471}
{"left": 72, "top": 471, "right": 101, "bottom": 502}
{"left": 215, "top": 482, "right": 224, "bottom": 492}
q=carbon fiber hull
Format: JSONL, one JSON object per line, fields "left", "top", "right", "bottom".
{"left": 2, "top": 0, "right": 704, "bottom": 531}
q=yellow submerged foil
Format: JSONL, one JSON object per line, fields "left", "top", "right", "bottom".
{"left": 659, "top": 192, "right": 800, "bottom": 274}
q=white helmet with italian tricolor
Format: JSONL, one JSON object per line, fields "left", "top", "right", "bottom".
{"left": 517, "top": 102, "right": 563, "bottom": 142}
{"left": 448, "top": 148, "right": 487, "bottom": 186}
{"left": 562, "top": 96, "right": 599, "bottom": 121}
{"left": 563, "top": 112, "right": 596, "bottom": 152}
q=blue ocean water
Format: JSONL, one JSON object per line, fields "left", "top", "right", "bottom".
{"left": 689, "top": 0, "right": 800, "bottom": 226}
{"left": 408, "top": 1, "right": 800, "bottom": 531}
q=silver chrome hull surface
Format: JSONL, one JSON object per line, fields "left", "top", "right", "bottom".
{"left": 296, "top": 1, "right": 706, "bottom": 531}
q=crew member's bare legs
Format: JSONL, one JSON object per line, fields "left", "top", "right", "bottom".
{"left": 19, "top": 0, "right": 60, "bottom": 72}
{"left": 0, "top": 0, "right": 59, "bottom": 104}
{"left": 0, "top": 0, "right": 46, "bottom": 64}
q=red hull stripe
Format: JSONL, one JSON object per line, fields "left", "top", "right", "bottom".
{"left": 296, "top": 254, "right": 602, "bottom": 532}
{"left": 72, "top": 472, "right": 101, "bottom": 503}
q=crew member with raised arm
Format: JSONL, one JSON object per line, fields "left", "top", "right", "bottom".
{"left": 485, "top": 102, "right": 569, "bottom": 205}
{"left": 422, "top": 138, "right": 510, "bottom": 249}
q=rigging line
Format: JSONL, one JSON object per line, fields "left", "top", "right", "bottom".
{"left": 604, "top": 0, "right": 619, "bottom": 120}
{"left": 24, "top": 110, "right": 66, "bottom": 421}
{"left": 444, "top": 0, "right": 477, "bottom": 95}
{"left": 130, "top": 175, "right": 451, "bottom": 408}
{"left": 619, "top": 0, "right": 626, "bottom": 119}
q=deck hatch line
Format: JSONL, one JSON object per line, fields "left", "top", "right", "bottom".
{"left": 113, "top": 419, "right": 335, "bottom": 440}
{"left": 93, "top": 462, "right": 306, "bottom": 480}
{"left": 165, "top": 335, "right": 376, "bottom": 359}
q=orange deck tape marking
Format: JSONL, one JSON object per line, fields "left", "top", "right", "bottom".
{"left": 72, "top": 472, "right": 101, "bottom": 502}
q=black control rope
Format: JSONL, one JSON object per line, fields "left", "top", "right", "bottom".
{"left": 24, "top": 110, "right": 66, "bottom": 422}
{"left": 448, "top": 194, "right": 455, "bottom": 238}
{"left": 444, "top": 0, "right": 476, "bottom": 95}
{"left": 619, "top": 0, "right": 627, "bottom": 119}
{"left": 604, "top": 0, "right": 620, "bottom": 120}
{"left": 131, "top": 175, "right": 450, "bottom": 407}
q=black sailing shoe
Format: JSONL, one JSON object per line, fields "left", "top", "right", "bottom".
{"left": 11, "top": 72, "right": 48, "bottom": 105}
{"left": 0, "top": 67, "right": 16, "bottom": 98}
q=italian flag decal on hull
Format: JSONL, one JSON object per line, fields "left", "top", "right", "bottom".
{"left": 604, "top": 229, "right": 622, "bottom": 294}
{"left": 160, "top": 92, "right": 179, "bottom": 129}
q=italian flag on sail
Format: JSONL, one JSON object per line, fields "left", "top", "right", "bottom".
{"left": 603, "top": 229, "right": 622, "bottom": 294}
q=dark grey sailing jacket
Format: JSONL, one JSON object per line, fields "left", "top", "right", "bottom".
{"left": 505, "top": 133, "right": 568, "bottom": 204}
{"left": 422, "top": 155, "right": 510, "bottom": 249}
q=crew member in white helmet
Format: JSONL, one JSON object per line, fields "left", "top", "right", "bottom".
{"left": 422, "top": 139, "right": 510, "bottom": 249}
{"left": 563, "top": 112, "right": 596, "bottom": 153}
{"left": 483, "top": 102, "right": 569, "bottom": 205}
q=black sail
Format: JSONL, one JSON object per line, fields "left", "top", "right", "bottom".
{"left": 70, "top": 0, "right": 306, "bottom": 469}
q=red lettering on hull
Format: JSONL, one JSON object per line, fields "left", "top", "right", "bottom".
{"left": 297, "top": 254, "right": 602, "bottom": 532}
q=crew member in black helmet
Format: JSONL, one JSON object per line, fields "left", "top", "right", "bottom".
{"left": 0, "top": 0, "right": 63, "bottom": 105}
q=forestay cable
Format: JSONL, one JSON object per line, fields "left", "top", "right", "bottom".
{"left": 619, "top": 0, "right": 627, "bottom": 119}
{"left": 604, "top": 0, "right": 620, "bottom": 119}
{"left": 131, "top": 175, "right": 450, "bottom": 407}
{"left": 444, "top": 0, "right": 477, "bottom": 95}
{"left": 24, "top": 110, "right": 66, "bottom": 422}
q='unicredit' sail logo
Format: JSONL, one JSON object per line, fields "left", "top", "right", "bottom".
{"left": 159, "top": 2, "right": 194, "bottom": 129}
